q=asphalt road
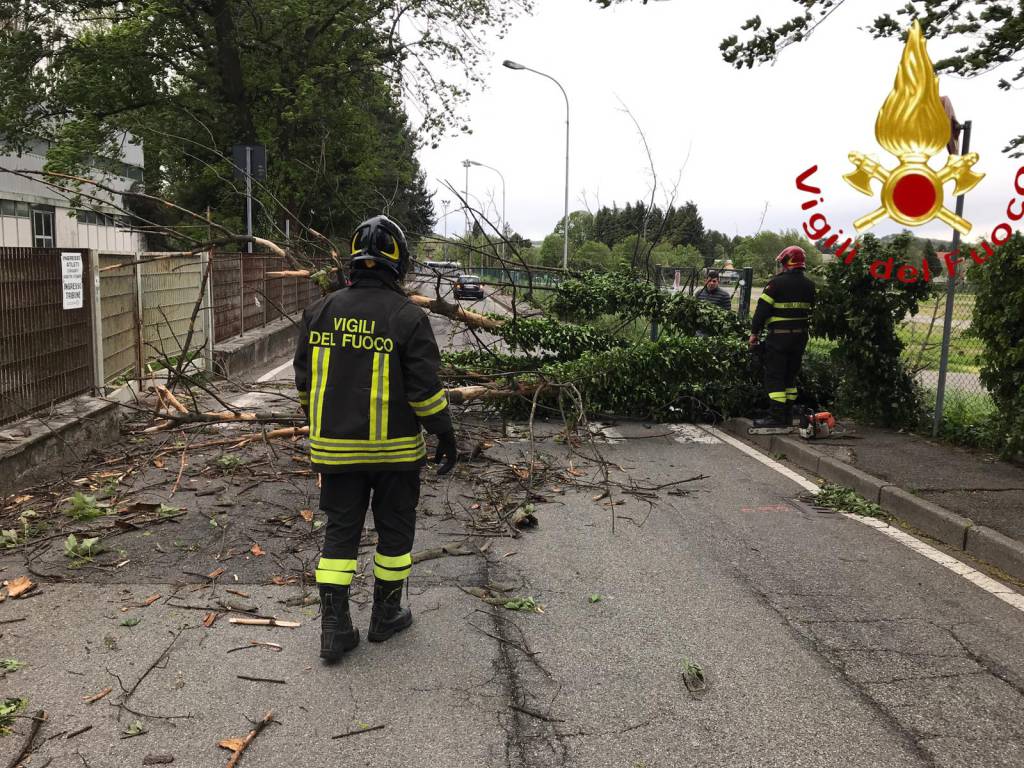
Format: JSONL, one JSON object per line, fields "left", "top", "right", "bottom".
{"left": 2, "top": 283, "right": 1023, "bottom": 768}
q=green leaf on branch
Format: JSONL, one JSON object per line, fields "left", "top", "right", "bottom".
{"left": 65, "top": 493, "right": 108, "bottom": 521}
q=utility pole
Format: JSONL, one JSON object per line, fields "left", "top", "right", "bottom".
{"left": 245, "top": 146, "right": 253, "bottom": 254}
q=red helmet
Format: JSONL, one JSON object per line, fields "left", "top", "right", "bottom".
{"left": 776, "top": 246, "right": 806, "bottom": 269}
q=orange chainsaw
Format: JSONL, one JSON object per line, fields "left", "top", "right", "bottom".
{"left": 799, "top": 410, "right": 836, "bottom": 440}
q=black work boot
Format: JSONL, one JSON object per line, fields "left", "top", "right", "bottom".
{"left": 319, "top": 585, "right": 359, "bottom": 662}
{"left": 752, "top": 402, "right": 789, "bottom": 430}
{"left": 368, "top": 579, "right": 412, "bottom": 643}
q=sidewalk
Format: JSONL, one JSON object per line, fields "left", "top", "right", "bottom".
{"left": 725, "top": 418, "right": 1024, "bottom": 582}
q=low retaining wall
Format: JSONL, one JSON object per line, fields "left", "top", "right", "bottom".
{"left": 0, "top": 396, "right": 122, "bottom": 498}
{"left": 213, "top": 314, "right": 301, "bottom": 379}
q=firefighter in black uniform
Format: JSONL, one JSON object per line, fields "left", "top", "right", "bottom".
{"left": 294, "top": 215, "right": 458, "bottom": 662}
{"left": 749, "top": 246, "right": 816, "bottom": 430}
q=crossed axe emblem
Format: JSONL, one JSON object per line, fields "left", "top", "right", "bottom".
{"left": 844, "top": 151, "right": 984, "bottom": 235}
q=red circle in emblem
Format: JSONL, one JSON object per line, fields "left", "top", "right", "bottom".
{"left": 892, "top": 174, "right": 937, "bottom": 218}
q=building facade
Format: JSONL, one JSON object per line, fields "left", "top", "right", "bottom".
{"left": 0, "top": 136, "right": 146, "bottom": 253}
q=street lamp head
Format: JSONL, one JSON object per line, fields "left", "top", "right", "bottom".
{"left": 462, "top": 159, "right": 472, "bottom": 168}
{"left": 502, "top": 59, "right": 526, "bottom": 70}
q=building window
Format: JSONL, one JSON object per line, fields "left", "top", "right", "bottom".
{"left": 31, "top": 208, "right": 55, "bottom": 248}
{"left": 0, "top": 199, "right": 31, "bottom": 218}
{"left": 75, "top": 209, "right": 119, "bottom": 226}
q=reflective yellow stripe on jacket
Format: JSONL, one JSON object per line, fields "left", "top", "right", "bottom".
{"left": 309, "top": 434, "right": 426, "bottom": 466}
{"left": 310, "top": 346, "right": 331, "bottom": 438}
{"left": 409, "top": 389, "right": 447, "bottom": 418}
{"left": 368, "top": 352, "right": 391, "bottom": 441}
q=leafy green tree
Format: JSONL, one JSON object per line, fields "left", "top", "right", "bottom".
{"left": 732, "top": 229, "right": 820, "bottom": 278}
{"left": 576, "top": 240, "right": 614, "bottom": 270}
{"left": 553, "top": 210, "right": 595, "bottom": 251}
{"left": 972, "top": 233, "right": 1024, "bottom": 455}
{"left": 540, "top": 234, "right": 566, "bottom": 268}
{"left": 592, "top": 206, "right": 618, "bottom": 247}
{"left": 611, "top": 234, "right": 650, "bottom": 271}
{"left": 0, "top": 0, "right": 530, "bottom": 244}
{"left": 813, "top": 233, "right": 933, "bottom": 427}
{"left": 667, "top": 201, "right": 704, "bottom": 248}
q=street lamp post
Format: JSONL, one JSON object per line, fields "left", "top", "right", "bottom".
{"left": 503, "top": 59, "right": 569, "bottom": 270}
{"left": 441, "top": 199, "right": 450, "bottom": 260}
{"left": 465, "top": 160, "right": 506, "bottom": 262}
{"left": 462, "top": 159, "right": 472, "bottom": 237}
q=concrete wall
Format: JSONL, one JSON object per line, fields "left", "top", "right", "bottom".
{"left": 0, "top": 396, "right": 122, "bottom": 499}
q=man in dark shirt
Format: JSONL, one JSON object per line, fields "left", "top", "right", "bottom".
{"left": 695, "top": 271, "right": 732, "bottom": 312}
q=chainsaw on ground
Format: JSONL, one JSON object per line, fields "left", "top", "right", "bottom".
{"left": 748, "top": 408, "right": 837, "bottom": 439}
{"left": 798, "top": 410, "right": 836, "bottom": 439}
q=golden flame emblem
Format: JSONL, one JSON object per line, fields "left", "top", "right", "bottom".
{"left": 844, "top": 20, "right": 983, "bottom": 235}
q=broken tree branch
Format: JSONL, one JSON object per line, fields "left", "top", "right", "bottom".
{"left": 5, "top": 709, "right": 46, "bottom": 768}
{"left": 218, "top": 710, "right": 275, "bottom": 768}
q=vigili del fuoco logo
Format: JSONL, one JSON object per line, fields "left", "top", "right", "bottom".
{"left": 795, "top": 20, "right": 1024, "bottom": 283}
{"left": 844, "top": 20, "right": 983, "bottom": 236}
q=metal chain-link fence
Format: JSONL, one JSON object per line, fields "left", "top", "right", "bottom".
{"left": 899, "top": 275, "right": 992, "bottom": 433}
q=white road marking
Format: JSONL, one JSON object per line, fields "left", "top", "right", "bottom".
{"left": 700, "top": 425, "right": 818, "bottom": 493}
{"left": 257, "top": 359, "right": 293, "bottom": 383}
{"left": 699, "top": 424, "right": 1024, "bottom": 615}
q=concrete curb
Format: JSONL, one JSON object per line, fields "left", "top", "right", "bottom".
{"left": 722, "top": 417, "right": 1023, "bottom": 583}
{"left": 966, "top": 526, "right": 1024, "bottom": 581}
{"left": 880, "top": 486, "right": 972, "bottom": 550}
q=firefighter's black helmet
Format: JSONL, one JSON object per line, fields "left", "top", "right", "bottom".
{"left": 350, "top": 215, "right": 409, "bottom": 278}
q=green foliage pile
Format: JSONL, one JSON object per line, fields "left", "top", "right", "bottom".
{"left": 550, "top": 271, "right": 748, "bottom": 337}
{"left": 812, "top": 234, "right": 933, "bottom": 428}
{"left": 446, "top": 249, "right": 933, "bottom": 425}
{"left": 444, "top": 270, "right": 764, "bottom": 420}
{"left": 972, "top": 232, "right": 1024, "bottom": 456}
{"left": 498, "top": 317, "right": 622, "bottom": 358}
{"left": 546, "top": 335, "right": 758, "bottom": 420}
{"left": 813, "top": 484, "right": 884, "bottom": 518}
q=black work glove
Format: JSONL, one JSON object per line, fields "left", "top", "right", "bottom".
{"left": 433, "top": 429, "right": 458, "bottom": 476}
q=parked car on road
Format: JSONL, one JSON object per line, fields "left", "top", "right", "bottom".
{"left": 453, "top": 273, "right": 484, "bottom": 300}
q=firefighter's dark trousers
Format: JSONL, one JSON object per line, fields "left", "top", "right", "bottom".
{"left": 764, "top": 330, "right": 808, "bottom": 406}
{"left": 316, "top": 470, "right": 420, "bottom": 589}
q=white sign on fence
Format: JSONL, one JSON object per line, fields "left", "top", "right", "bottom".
{"left": 61, "top": 252, "right": 84, "bottom": 310}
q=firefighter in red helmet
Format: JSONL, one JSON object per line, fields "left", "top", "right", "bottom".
{"left": 749, "top": 246, "right": 816, "bottom": 432}
{"left": 294, "top": 214, "right": 458, "bottom": 662}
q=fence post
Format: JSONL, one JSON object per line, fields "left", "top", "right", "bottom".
{"left": 239, "top": 254, "right": 245, "bottom": 335}
{"left": 134, "top": 251, "right": 145, "bottom": 384}
{"left": 87, "top": 249, "right": 105, "bottom": 393}
{"left": 650, "top": 265, "right": 661, "bottom": 341}
{"left": 738, "top": 267, "right": 754, "bottom": 319}
{"left": 932, "top": 120, "right": 972, "bottom": 438}
{"left": 200, "top": 249, "right": 216, "bottom": 375}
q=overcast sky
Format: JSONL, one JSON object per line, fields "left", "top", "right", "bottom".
{"left": 415, "top": 0, "right": 1023, "bottom": 245}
